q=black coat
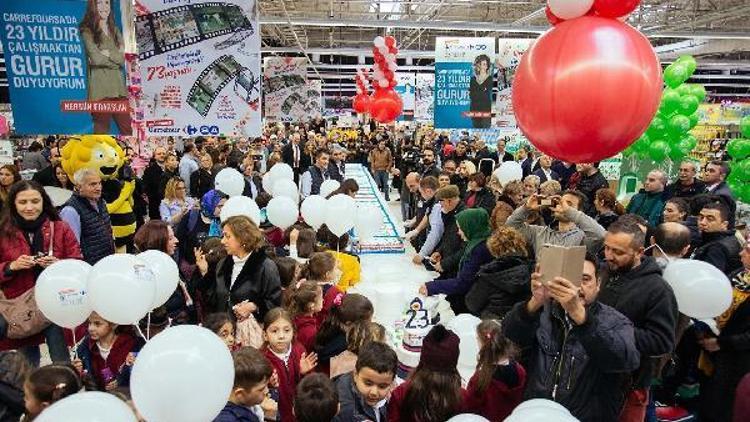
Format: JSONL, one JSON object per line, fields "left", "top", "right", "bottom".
{"left": 189, "top": 168, "right": 214, "bottom": 200}
{"left": 31, "top": 165, "right": 57, "bottom": 187}
{"left": 665, "top": 179, "right": 707, "bottom": 199}
{"left": 281, "top": 142, "right": 305, "bottom": 174}
{"left": 435, "top": 204, "right": 466, "bottom": 278}
{"left": 576, "top": 171, "right": 609, "bottom": 216}
{"left": 465, "top": 254, "right": 533, "bottom": 319}
{"left": 598, "top": 257, "right": 679, "bottom": 388}
{"left": 532, "top": 168, "right": 561, "bottom": 184}
{"left": 465, "top": 188, "right": 496, "bottom": 216}
{"left": 693, "top": 230, "right": 743, "bottom": 275}
{"left": 212, "top": 250, "right": 282, "bottom": 320}
{"left": 503, "top": 300, "right": 640, "bottom": 422}
{"left": 142, "top": 160, "right": 164, "bottom": 219}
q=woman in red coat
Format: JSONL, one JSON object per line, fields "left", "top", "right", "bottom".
{"left": 0, "top": 181, "right": 82, "bottom": 365}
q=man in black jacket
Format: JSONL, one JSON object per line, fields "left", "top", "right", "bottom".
{"left": 503, "top": 253, "right": 640, "bottom": 422}
{"left": 31, "top": 146, "right": 61, "bottom": 187}
{"left": 692, "top": 201, "right": 742, "bottom": 274}
{"left": 142, "top": 146, "right": 166, "bottom": 220}
{"left": 665, "top": 160, "right": 706, "bottom": 200}
{"left": 598, "top": 219, "right": 678, "bottom": 421}
{"left": 281, "top": 132, "right": 305, "bottom": 182}
{"left": 574, "top": 162, "right": 609, "bottom": 216}
{"left": 430, "top": 185, "right": 465, "bottom": 279}
{"left": 420, "top": 148, "right": 441, "bottom": 179}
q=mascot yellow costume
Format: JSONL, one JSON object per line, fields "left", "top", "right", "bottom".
{"left": 61, "top": 135, "right": 136, "bottom": 252}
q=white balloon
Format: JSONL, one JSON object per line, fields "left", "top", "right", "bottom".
{"left": 270, "top": 162, "right": 294, "bottom": 180}
{"left": 214, "top": 168, "right": 245, "bottom": 197}
{"left": 548, "top": 0, "right": 594, "bottom": 19}
{"left": 136, "top": 250, "right": 179, "bottom": 310}
{"left": 662, "top": 259, "right": 733, "bottom": 319}
{"left": 267, "top": 196, "right": 299, "bottom": 229}
{"left": 378, "top": 79, "right": 390, "bottom": 88}
{"left": 505, "top": 404, "right": 578, "bottom": 422}
{"left": 272, "top": 179, "right": 299, "bottom": 202}
{"left": 446, "top": 414, "right": 490, "bottom": 422}
{"left": 88, "top": 255, "right": 156, "bottom": 325}
{"left": 35, "top": 260, "right": 92, "bottom": 328}
{"left": 37, "top": 392, "right": 137, "bottom": 422}
{"left": 301, "top": 195, "right": 327, "bottom": 229}
{"left": 373, "top": 36, "right": 386, "bottom": 48}
{"left": 355, "top": 205, "right": 382, "bottom": 241}
{"left": 262, "top": 172, "right": 275, "bottom": 195}
{"left": 494, "top": 161, "right": 523, "bottom": 185}
{"left": 319, "top": 179, "right": 340, "bottom": 198}
{"left": 131, "top": 325, "right": 233, "bottom": 422}
{"left": 326, "top": 194, "right": 356, "bottom": 237}
{"left": 219, "top": 196, "right": 261, "bottom": 225}
{"left": 446, "top": 313, "right": 481, "bottom": 382}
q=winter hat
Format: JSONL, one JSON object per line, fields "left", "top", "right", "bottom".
{"left": 419, "top": 325, "right": 460, "bottom": 373}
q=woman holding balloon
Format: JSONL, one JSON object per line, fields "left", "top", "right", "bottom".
{"left": 0, "top": 181, "right": 82, "bottom": 365}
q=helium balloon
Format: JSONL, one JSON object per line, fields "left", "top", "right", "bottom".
{"left": 648, "top": 140, "right": 670, "bottom": 161}
{"left": 446, "top": 314, "right": 481, "bottom": 382}
{"left": 136, "top": 250, "right": 179, "bottom": 310}
{"left": 301, "top": 195, "right": 327, "bottom": 229}
{"left": 678, "top": 95, "right": 700, "bottom": 116}
{"left": 666, "top": 115, "right": 691, "bottom": 139}
{"left": 272, "top": 179, "right": 299, "bottom": 202}
{"left": 132, "top": 325, "right": 233, "bottom": 422}
{"left": 325, "top": 194, "right": 356, "bottom": 237}
{"left": 646, "top": 116, "right": 667, "bottom": 139}
{"left": 593, "top": 0, "right": 640, "bottom": 18}
{"left": 270, "top": 163, "right": 294, "bottom": 181}
{"left": 512, "top": 17, "right": 661, "bottom": 163}
{"left": 355, "top": 205, "right": 383, "bottom": 241}
{"left": 548, "top": 0, "right": 594, "bottom": 19}
{"left": 35, "top": 260, "right": 92, "bottom": 328}
{"left": 262, "top": 172, "right": 275, "bottom": 195}
{"left": 88, "top": 254, "right": 156, "bottom": 325}
{"left": 319, "top": 179, "right": 340, "bottom": 198}
{"left": 369, "top": 89, "right": 403, "bottom": 124}
{"left": 689, "top": 84, "right": 707, "bottom": 102}
{"left": 214, "top": 168, "right": 245, "bottom": 197}
{"left": 663, "top": 259, "right": 732, "bottom": 319}
{"left": 353, "top": 93, "right": 371, "bottom": 114}
{"left": 493, "top": 161, "right": 523, "bottom": 184}
{"left": 688, "top": 112, "right": 699, "bottom": 129}
{"left": 36, "top": 392, "right": 137, "bottom": 422}
{"left": 660, "top": 89, "right": 681, "bottom": 115}
{"left": 675, "top": 84, "right": 692, "bottom": 97}
{"left": 664, "top": 63, "right": 690, "bottom": 88}
{"left": 446, "top": 415, "right": 490, "bottom": 422}
{"left": 738, "top": 160, "right": 750, "bottom": 182}
{"left": 267, "top": 196, "right": 298, "bottom": 229}
{"left": 727, "top": 139, "right": 750, "bottom": 160}
{"left": 219, "top": 195, "right": 261, "bottom": 225}
{"left": 742, "top": 116, "right": 750, "bottom": 138}
{"left": 0, "top": 116, "right": 8, "bottom": 137}
{"left": 675, "top": 55, "right": 697, "bottom": 75}
{"left": 545, "top": 5, "right": 564, "bottom": 25}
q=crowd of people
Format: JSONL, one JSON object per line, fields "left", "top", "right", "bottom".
{"left": 0, "top": 122, "right": 748, "bottom": 422}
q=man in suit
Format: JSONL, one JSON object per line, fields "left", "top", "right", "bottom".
{"left": 281, "top": 132, "right": 304, "bottom": 183}
{"left": 532, "top": 154, "right": 560, "bottom": 183}
{"left": 494, "top": 139, "right": 514, "bottom": 164}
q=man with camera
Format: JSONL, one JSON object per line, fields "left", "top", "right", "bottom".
{"left": 503, "top": 252, "right": 640, "bottom": 422}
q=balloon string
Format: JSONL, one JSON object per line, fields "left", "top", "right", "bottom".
{"left": 71, "top": 329, "right": 78, "bottom": 361}
{"left": 134, "top": 324, "right": 148, "bottom": 342}
{"left": 147, "top": 312, "right": 151, "bottom": 340}
{"left": 643, "top": 243, "right": 673, "bottom": 262}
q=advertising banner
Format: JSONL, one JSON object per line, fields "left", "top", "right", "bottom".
{"left": 495, "top": 39, "right": 532, "bottom": 129}
{"left": 263, "top": 57, "right": 314, "bottom": 122}
{"left": 0, "top": 0, "right": 131, "bottom": 135}
{"left": 394, "top": 72, "right": 416, "bottom": 121}
{"left": 434, "top": 37, "right": 495, "bottom": 129}
{"left": 415, "top": 73, "right": 434, "bottom": 122}
{"left": 136, "top": 0, "right": 261, "bottom": 137}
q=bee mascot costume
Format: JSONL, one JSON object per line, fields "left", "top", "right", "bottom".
{"left": 61, "top": 135, "right": 136, "bottom": 253}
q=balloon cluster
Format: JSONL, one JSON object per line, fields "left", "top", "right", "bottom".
{"left": 352, "top": 68, "right": 372, "bottom": 114}
{"left": 514, "top": 0, "right": 662, "bottom": 163}
{"left": 726, "top": 116, "right": 750, "bottom": 202}
{"left": 300, "top": 186, "right": 383, "bottom": 240}
{"left": 369, "top": 36, "right": 403, "bottom": 124}
{"left": 625, "top": 56, "right": 705, "bottom": 162}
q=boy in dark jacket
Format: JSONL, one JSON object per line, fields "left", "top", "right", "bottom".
{"left": 214, "top": 347, "right": 274, "bottom": 422}
{"left": 503, "top": 253, "right": 640, "bottom": 422}
{"left": 333, "top": 342, "right": 397, "bottom": 422}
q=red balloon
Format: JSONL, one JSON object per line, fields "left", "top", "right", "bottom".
{"left": 369, "top": 89, "right": 403, "bottom": 123}
{"left": 545, "top": 5, "right": 564, "bottom": 25}
{"left": 594, "top": 0, "right": 640, "bottom": 18}
{"left": 352, "top": 93, "right": 371, "bottom": 114}
{"left": 512, "top": 17, "right": 661, "bottom": 163}
{"left": 384, "top": 36, "right": 396, "bottom": 48}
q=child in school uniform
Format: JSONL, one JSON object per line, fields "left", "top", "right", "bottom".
{"left": 313, "top": 294, "right": 374, "bottom": 377}
{"left": 286, "top": 281, "right": 324, "bottom": 353}
{"left": 214, "top": 347, "right": 274, "bottom": 422}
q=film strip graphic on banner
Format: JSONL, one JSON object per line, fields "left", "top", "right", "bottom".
{"left": 136, "top": 2, "right": 255, "bottom": 60}
{"left": 188, "top": 55, "right": 260, "bottom": 116}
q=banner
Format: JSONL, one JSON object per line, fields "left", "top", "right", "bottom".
{"left": 394, "top": 72, "right": 416, "bottom": 121}
{"left": 0, "top": 0, "right": 131, "bottom": 135}
{"left": 415, "top": 73, "right": 434, "bottom": 122}
{"left": 495, "top": 39, "right": 532, "bottom": 129}
{"left": 263, "top": 57, "right": 311, "bottom": 122}
{"left": 136, "top": 0, "right": 261, "bottom": 137}
{"left": 434, "top": 37, "right": 495, "bottom": 129}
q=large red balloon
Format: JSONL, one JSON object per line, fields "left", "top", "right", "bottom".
{"left": 512, "top": 16, "right": 661, "bottom": 163}
{"left": 352, "top": 93, "right": 371, "bottom": 114}
{"left": 594, "top": 0, "right": 640, "bottom": 18}
{"left": 369, "top": 89, "right": 403, "bottom": 123}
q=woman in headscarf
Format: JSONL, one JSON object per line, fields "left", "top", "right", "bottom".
{"left": 419, "top": 208, "right": 493, "bottom": 314}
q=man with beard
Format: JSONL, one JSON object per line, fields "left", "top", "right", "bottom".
{"left": 32, "top": 145, "right": 62, "bottom": 187}
{"left": 598, "top": 219, "right": 678, "bottom": 422}
{"left": 420, "top": 148, "right": 441, "bottom": 179}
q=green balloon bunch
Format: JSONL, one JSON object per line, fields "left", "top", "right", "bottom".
{"left": 727, "top": 116, "right": 750, "bottom": 202}
{"left": 624, "top": 55, "right": 704, "bottom": 161}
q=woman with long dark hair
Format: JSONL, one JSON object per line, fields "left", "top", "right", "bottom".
{"left": 0, "top": 165, "right": 22, "bottom": 213}
{"left": 469, "top": 54, "right": 492, "bottom": 128}
{"left": 0, "top": 181, "right": 81, "bottom": 365}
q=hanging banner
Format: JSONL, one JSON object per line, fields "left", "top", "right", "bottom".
{"left": 263, "top": 57, "right": 311, "bottom": 122}
{"left": 415, "top": 73, "right": 434, "bottom": 122}
{"left": 434, "top": 37, "right": 495, "bottom": 129}
{"left": 394, "top": 72, "right": 415, "bottom": 121}
{"left": 495, "top": 39, "right": 531, "bottom": 129}
{"left": 0, "top": 0, "right": 131, "bottom": 135}
{"left": 306, "top": 80, "right": 323, "bottom": 119}
{"left": 136, "top": 0, "right": 261, "bottom": 137}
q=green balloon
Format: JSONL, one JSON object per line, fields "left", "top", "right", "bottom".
{"left": 688, "top": 112, "right": 700, "bottom": 129}
{"left": 678, "top": 95, "right": 700, "bottom": 116}
{"left": 676, "top": 138, "right": 694, "bottom": 156}
{"left": 727, "top": 139, "right": 750, "bottom": 160}
{"left": 664, "top": 63, "right": 689, "bottom": 89}
{"left": 660, "top": 89, "right": 682, "bottom": 114}
{"left": 649, "top": 140, "right": 670, "bottom": 161}
{"left": 668, "top": 144, "right": 685, "bottom": 161}
{"left": 667, "top": 115, "right": 691, "bottom": 139}
{"left": 682, "top": 134, "right": 698, "bottom": 150}
{"left": 676, "top": 84, "right": 692, "bottom": 97}
{"left": 675, "top": 55, "right": 697, "bottom": 76}
{"left": 741, "top": 116, "right": 750, "bottom": 138}
{"left": 738, "top": 159, "right": 750, "bottom": 182}
{"left": 728, "top": 171, "right": 742, "bottom": 186}
{"left": 631, "top": 134, "right": 649, "bottom": 153}
{"left": 689, "top": 84, "right": 707, "bottom": 102}
{"left": 647, "top": 116, "right": 667, "bottom": 139}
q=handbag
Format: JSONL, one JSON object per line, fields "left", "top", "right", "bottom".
{"left": 0, "top": 222, "right": 53, "bottom": 339}
{"left": 235, "top": 314, "right": 264, "bottom": 348}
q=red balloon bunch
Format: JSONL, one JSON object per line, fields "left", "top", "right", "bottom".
{"left": 514, "top": 0, "right": 660, "bottom": 163}
{"left": 546, "top": 0, "right": 640, "bottom": 25}
{"left": 369, "top": 36, "right": 403, "bottom": 123}
{"left": 352, "top": 68, "right": 371, "bottom": 114}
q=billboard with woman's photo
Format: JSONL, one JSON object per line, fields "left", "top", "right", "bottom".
{"left": 434, "top": 37, "right": 495, "bottom": 129}
{"left": 0, "top": 0, "right": 131, "bottom": 135}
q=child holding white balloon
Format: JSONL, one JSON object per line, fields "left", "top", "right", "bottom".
{"left": 73, "top": 312, "right": 140, "bottom": 391}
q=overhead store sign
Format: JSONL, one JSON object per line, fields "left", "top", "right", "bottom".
{"left": 136, "top": 0, "right": 262, "bottom": 137}
{"left": 434, "top": 37, "right": 495, "bottom": 129}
